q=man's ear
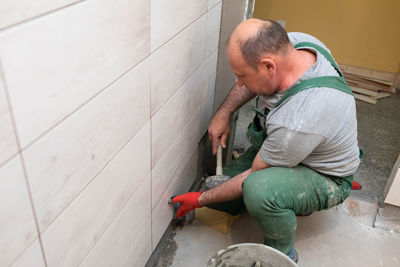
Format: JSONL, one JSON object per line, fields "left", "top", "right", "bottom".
{"left": 260, "top": 57, "right": 276, "bottom": 74}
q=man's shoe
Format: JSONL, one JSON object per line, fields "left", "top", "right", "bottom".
{"left": 292, "top": 249, "right": 298, "bottom": 263}
{"left": 287, "top": 247, "right": 298, "bottom": 263}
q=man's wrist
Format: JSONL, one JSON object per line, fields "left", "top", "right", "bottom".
{"left": 197, "top": 191, "right": 205, "bottom": 207}
{"left": 216, "top": 102, "right": 235, "bottom": 120}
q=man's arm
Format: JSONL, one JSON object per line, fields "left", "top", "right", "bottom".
{"left": 198, "top": 151, "right": 269, "bottom": 206}
{"left": 208, "top": 84, "right": 256, "bottom": 154}
{"left": 171, "top": 152, "right": 269, "bottom": 218}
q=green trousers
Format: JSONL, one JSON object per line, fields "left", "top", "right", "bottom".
{"left": 207, "top": 139, "right": 352, "bottom": 255}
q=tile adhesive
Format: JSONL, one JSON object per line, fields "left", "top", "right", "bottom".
{"left": 205, "top": 243, "right": 298, "bottom": 267}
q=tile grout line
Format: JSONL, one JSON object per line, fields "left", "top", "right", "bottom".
{"left": 77, "top": 173, "right": 151, "bottom": 266}
{"left": 0, "top": 56, "right": 48, "bottom": 266}
{"left": 7, "top": 238, "right": 40, "bottom": 266}
{"left": 149, "top": 0, "right": 154, "bottom": 252}
{"left": 212, "top": 0, "right": 222, "bottom": 114}
{"left": 150, "top": 6, "right": 221, "bottom": 117}
{"left": 150, "top": 23, "right": 206, "bottom": 116}
{"left": 150, "top": 6, "right": 209, "bottom": 55}
{"left": 152, "top": 140, "right": 200, "bottom": 211}
{"left": 0, "top": 0, "right": 87, "bottom": 34}
{"left": 0, "top": 151, "right": 18, "bottom": 169}
{"left": 19, "top": 54, "right": 150, "bottom": 153}
{"left": 151, "top": 145, "right": 197, "bottom": 250}
{"left": 203, "top": 2, "right": 209, "bottom": 64}
{"left": 151, "top": 92, "right": 214, "bottom": 209}
{"left": 15, "top": 4, "right": 215, "bottom": 153}
{"left": 39, "top": 120, "right": 150, "bottom": 235}
{"left": 152, "top": 47, "right": 219, "bottom": 168}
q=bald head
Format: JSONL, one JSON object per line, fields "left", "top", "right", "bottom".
{"left": 228, "top": 19, "right": 290, "bottom": 70}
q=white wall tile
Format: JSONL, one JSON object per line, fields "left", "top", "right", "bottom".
{"left": 205, "top": 3, "right": 222, "bottom": 58}
{"left": 0, "top": 0, "right": 82, "bottom": 29}
{"left": 214, "top": 32, "right": 236, "bottom": 112}
{"left": 0, "top": 67, "right": 18, "bottom": 166}
{"left": 205, "top": 49, "right": 219, "bottom": 103}
{"left": 0, "top": 156, "right": 38, "bottom": 266}
{"left": 152, "top": 148, "right": 198, "bottom": 248}
{"left": 0, "top": 0, "right": 150, "bottom": 147}
{"left": 220, "top": 0, "right": 246, "bottom": 34}
{"left": 80, "top": 177, "right": 151, "bottom": 267}
{"left": 151, "top": 15, "right": 206, "bottom": 115}
{"left": 385, "top": 168, "right": 400, "bottom": 206}
{"left": 23, "top": 59, "right": 150, "bottom": 233}
{"left": 121, "top": 222, "right": 152, "bottom": 267}
{"left": 152, "top": 93, "right": 214, "bottom": 209}
{"left": 151, "top": 50, "right": 217, "bottom": 167}
{"left": 151, "top": 0, "right": 208, "bottom": 51}
{"left": 11, "top": 240, "right": 45, "bottom": 267}
{"left": 41, "top": 122, "right": 150, "bottom": 267}
{"left": 208, "top": 0, "right": 222, "bottom": 9}
{"left": 201, "top": 93, "right": 216, "bottom": 137}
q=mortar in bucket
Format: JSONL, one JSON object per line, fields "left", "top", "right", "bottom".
{"left": 205, "top": 243, "right": 298, "bottom": 267}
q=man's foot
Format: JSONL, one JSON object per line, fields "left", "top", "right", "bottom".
{"left": 287, "top": 247, "right": 298, "bottom": 263}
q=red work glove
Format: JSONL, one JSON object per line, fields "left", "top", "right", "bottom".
{"left": 172, "top": 191, "right": 203, "bottom": 218}
{"left": 352, "top": 180, "right": 362, "bottom": 190}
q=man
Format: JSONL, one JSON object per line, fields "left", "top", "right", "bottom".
{"left": 172, "top": 19, "right": 360, "bottom": 262}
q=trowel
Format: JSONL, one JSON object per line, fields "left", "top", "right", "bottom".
{"left": 205, "top": 143, "right": 231, "bottom": 189}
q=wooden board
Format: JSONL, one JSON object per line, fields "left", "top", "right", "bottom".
{"left": 350, "top": 86, "right": 378, "bottom": 97}
{"left": 343, "top": 71, "right": 394, "bottom": 86}
{"left": 345, "top": 75, "right": 392, "bottom": 91}
{"left": 372, "top": 92, "right": 391, "bottom": 100}
{"left": 353, "top": 93, "right": 377, "bottom": 104}
{"left": 379, "top": 86, "right": 396, "bottom": 93}
{"left": 346, "top": 80, "right": 380, "bottom": 91}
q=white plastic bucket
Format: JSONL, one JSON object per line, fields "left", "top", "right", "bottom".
{"left": 205, "top": 243, "right": 298, "bottom": 267}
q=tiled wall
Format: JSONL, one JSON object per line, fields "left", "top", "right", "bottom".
{"left": 0, "top": 0, "right": 221, "bottom": 266}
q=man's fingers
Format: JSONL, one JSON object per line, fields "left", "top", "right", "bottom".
{"left": 220, "top": 134, "right": 228, "bottom": 149}
{"left": 212, "top": 139, "right": 219, "bottom": 155}
{"left": 172, "top": 195, "right": 182, "bottom": 203}
{"left": 175, "top": 208, "right": 186, "bottom": 218}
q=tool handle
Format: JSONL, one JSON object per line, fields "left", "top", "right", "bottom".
{"left": 216, "top": 143, "right": 223, "bottom": 175}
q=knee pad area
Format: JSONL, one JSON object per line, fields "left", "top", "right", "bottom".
{"left": 242, "top": 170, "right": 284, "bottom": 215}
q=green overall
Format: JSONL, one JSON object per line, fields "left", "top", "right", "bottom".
{"left": 207, "top": 42, "right": 355, "bottom": 255}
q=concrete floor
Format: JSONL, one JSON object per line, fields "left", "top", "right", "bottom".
{"left": 146, "top": 92, "right": 400, "bottom": 267}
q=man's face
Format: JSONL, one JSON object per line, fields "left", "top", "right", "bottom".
{"left": 227, "top": 45, "right": 276, "bottom": 95}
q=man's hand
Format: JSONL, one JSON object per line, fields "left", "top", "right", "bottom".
{"left": 208, "top": 84, "right": 256, "bottom": 154}
{"left": 172, "top": 191, "right": 203, "bottom": 218}
{"left": 208, "top": 111, "right": 231, "bottom": 154}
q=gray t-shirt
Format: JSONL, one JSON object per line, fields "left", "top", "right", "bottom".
{"left": 258, "top": 32, "right": 360, "bottom": 177}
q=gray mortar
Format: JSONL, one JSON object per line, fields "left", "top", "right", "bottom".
{"left": 205, "top": 243, "right": 297, "bottom": 267}
{"left": 145, "top": 225, "right": 177, "bottom": 267}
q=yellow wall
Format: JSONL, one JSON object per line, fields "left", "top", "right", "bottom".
{"left": 253, "top": 0, "right": 400, "bottom": 73}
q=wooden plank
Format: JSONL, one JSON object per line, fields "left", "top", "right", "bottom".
{"left": 344, "top": 74, "right": 392, "bottom": 90}
{"left": 350, "top": 86, "right": 378, "bottom": 97}
{"left": 339, "top": 63, "right": 396, "bottom": 83}
{"left": 371, "top": 92, "right": 391, "bottom": 100}
{"left": 344, "top": 72, "right": 393, "bottom": 86}
{"left": 379, "top": 86, "right": 396, "bottom": 93}
{"left": 353, "top": 93, "right": 377, "bottom": 104}
{"left": 346, "top": 79, "right": 380, "bottom": 91}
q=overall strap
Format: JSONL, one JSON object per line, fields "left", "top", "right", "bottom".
{"left": 275, "top": 76, "right": 353, "bottom": 108}
{"left": 294, "top": 42, "right": 342, "bottom": 76}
